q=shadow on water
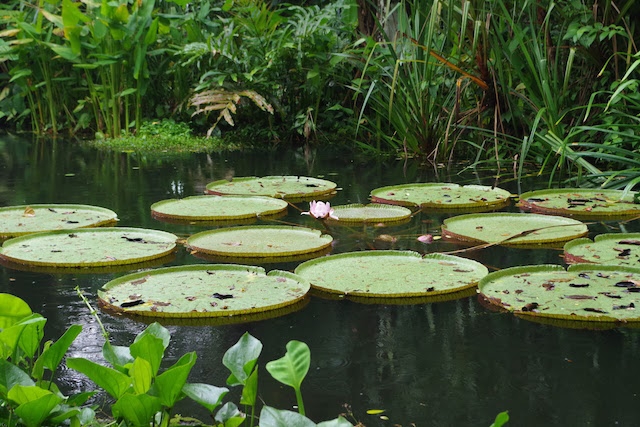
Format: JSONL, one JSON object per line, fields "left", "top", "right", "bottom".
{"left": 2, "top": 134, "right": 640, "bottom": 426}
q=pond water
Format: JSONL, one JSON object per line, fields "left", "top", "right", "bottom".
{"left": 2, "top": 134, "right": 640, "bottom": 427}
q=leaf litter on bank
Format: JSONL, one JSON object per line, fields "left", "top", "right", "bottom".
{"left": 98, "top": 264, "right": 310, "bottom": 318}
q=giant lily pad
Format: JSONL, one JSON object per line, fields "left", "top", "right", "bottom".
{"left": 205, "top": 176, "right": 337, "bottom": 201}
{"left": 98, "top": 264, "right": 310, "bottom": 318}
{"left": 478, "top": 264, "right": 640, "bottom": 323}
{"left": 441, "top": 213, "right": 588, "bottom": 246}
{"left": 186, "top": 226, "right": 333, "bottom": 259}
{"left": 518, "top": 188, "right": 640, "bottom": 218}
{"left": 294, "top": 250, "right": 488, "bottom": 299}
{"left": 564, "top": 233, "right": 640, "bottom": 266}
{"left": 0, "top": 204, "right": 118, "bottom": 238}
{"left": 370, "top": 183, "right": 510, "bottom": 210}
{"left": 0, "top": 227, "right": 177, "bottom": 268}
{"left": 151, "top": 195, "right": 288, "bottom": 222}
{"left": 329, "top": 204, "right": 412, "bottom": 224}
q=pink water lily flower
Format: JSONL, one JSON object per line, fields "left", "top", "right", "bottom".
{"left": 301, "top": 201, "right": 338, "bottom": 220}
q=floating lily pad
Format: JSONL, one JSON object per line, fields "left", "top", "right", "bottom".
{"left": 564, "top": 233, "right": 640, "bottom": 266}
{"left": 370, "top": 183, "right": 510, "bottom": 210}
{"left": 294, "top": 250, "right": 488, "bottom": 299}
{"left": 98, "top": 264, "right": 310, "bottom": 318}
{"left": 0, "top": 227, "right": 177, "bottom": 268}
{"left": 205, "top": 176, "right": 337, "bottom": 201}
{"left": 0, "top": 204, "right": 118, "bottom": 238}
{"left": 328, "top": 204, "right": 412, "bottom": 224}
{"left": 186, "top": 226, "right": 333, "bottom": 259}
{"left": 478, "top": 264, "right": 640, "bottom": 323}
{"left": 151, "top": 195, "right": 288, "bottom": 222}
{"left": 518, "top": 188, "right": 640, "bottom": 218}
{"left": 442, "top": 213, "right": 588, "bottom": 246}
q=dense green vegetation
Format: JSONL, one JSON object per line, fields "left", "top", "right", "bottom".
{"left": 1, "top": 0, "right": 639, "bottom": 185}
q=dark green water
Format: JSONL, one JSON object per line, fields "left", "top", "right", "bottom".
{"left": 2, "top": 134, "right": 640, "bottom": 427}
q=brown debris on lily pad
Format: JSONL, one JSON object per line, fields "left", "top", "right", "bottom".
{"left": 0, "top": 204, "right": 118, "bottom": 239}
{"left": 98, "top": 264, "right": 310, "bottom": 318}
{"left": 370, "top": 183, "right": 510, "bottom": 211}
{"left": 478, "top": 264, "right": 640, "bottom": 324}
{"left": 518, "top": 188, "right": 640, "bottom": 219}
{"left": 204, "top": 175, "right": 337, "bottom": 201}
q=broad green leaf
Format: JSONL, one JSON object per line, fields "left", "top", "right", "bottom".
{"left": 0, "top": 358, "right": 35, "bottom": 396}
{"left": 266, "top": 341, "right": 310, "bottom": 414}
{"left": 442, "top": 213, "right": 587, "bottom": 246}
{"left": 48, "top": 405, "right": 81, "bottom": 425}
{"left": 490, "top": 411, "right": 509, "bottom": 427}
{"left": 239, "top": 366, "right": 257, "bottom": 406}
{"left": 32, "top": 324, "right": 82, "bottom": 381}
{"left": 0, "top": 293, "right": 31, "bottom": 329}
{"left": 135, "top": 322, "right": 170, "bottom": 349}
{"left": 519, "top": 188, "right": 640, "bottom": 219}
{"left": 151, "top": 195, "right": 288, "bottom": 222}
{"left": 182, "top": 383, "right": 228, "bottom": 412}
{"left": 99, "top": 265, "right": 310, "bottom": 318}
{"left": 205, "top": 176, "right": 337, "bottom": 201}
{"left": 10, "top": 386, "right": 63, "bottom": 427}
{"left": 370, "top": 183, "right": 511, "bottom": 210}
{"left": 295, "top": 251, "right": 487, "bottom": 299}
{"left": 130, "top": 357, "right": 153, "bottom": 394}
{"left": 130, "top": 333, "right": 165, "bottom": 376}
{"left": 153, "top": 352, "right": 196, "bottom": 407}
{"left": 258, "top": 406, "right": 315, "bottom": 427}
{"left": 564, "top": 233, "right": 640, "bottom": 266}
{"left": 328, "top": 204, "right": 412, "bottom": 224}
{"left": 0, "top": 227, "right": 177, "bottom": 268}
{"left": 317, "top": 416, "right": 354, "bottom": 427}
{"left": 478, "top": 264, "right": 640, "bottom": 323}
{"left": 66, "top": 357, "right": 132, "bottom": 399}
{"left": 103, "top": 342, "right": 133, "bottom": 371}
{"left": 186, "top": 226, "right": 332, "bottom": 258}
{"left": 112, "top": 393, "right": 161, "bottom": 427}
{"left": 214, "top": 402, "right": 245, "bottom": 427}
{"left": 223, "top": 332, "right": 262, "bottom": 386}
{"left": 0, "top": 314, "right": 46, "bottom": 360}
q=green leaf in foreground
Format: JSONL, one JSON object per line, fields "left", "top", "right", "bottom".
{"left": 0, "top": 293, "right": 32, "bottom": 329}
{"left": 295, "top": 250, "right": 487, "bottom": 299}
{"left": 478, "top": 264, "right": 640, "bottom": 323}
{"left": 266, "top": 341, "right": 310, "bottom": 415}
{"left": 442, "top": 213, "right": 587, "bottom": 246}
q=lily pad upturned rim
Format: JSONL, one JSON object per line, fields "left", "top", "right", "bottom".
{"left": 150, "top": 195, "right": 288, "bottom": 221}
{"left": 98, "top": 264, "right": 311, "bottom": 319}
{"left": 328, "top": 203, "right": 413, "bottom": 224}
{"left": 295, "top": 250, "right": 488, "bottom": 299}
{"left": 204, "top": 176, "right": 337, "bottom": 201}
{"left": 186, "top": 225, "right": 333, "bottom": 258}
{"left": 518, "top": 188, "right": 640, "bottom": 218}
{"left": 0, "top": 204, "right": 118, "bottom": 238}
{"left": 0, "top": 227, "right": 178, "bottom": 267}
{"left": 370, "top": 183, "right": 511, "bottom": 209}
{"left": 478, "top": 264, "right": 640, "bottom": 323}
{"left": 564, "top": 233, "right": 640, "bottom": 265}
{"left": 441, "top": 212, "right": 588, "bottom": 246}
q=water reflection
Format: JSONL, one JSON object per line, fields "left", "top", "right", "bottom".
{"left": 2, "top": 134, "right": 640, "bottom": 426}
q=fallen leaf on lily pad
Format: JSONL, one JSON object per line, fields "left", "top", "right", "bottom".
{"left": 99, "top": 264, "right": 310, "bottom": 318}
